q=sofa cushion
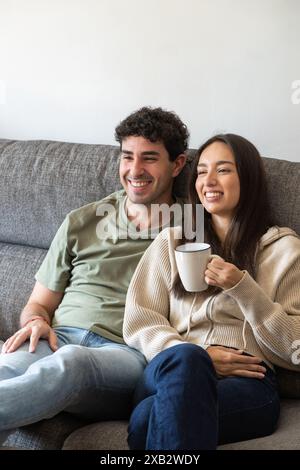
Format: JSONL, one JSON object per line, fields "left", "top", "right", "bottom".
{"left": 4, "top": 412, "right": 87, "bottom": 450}
{"left": 62, "top": 420, "right": 129, "bottom": 450}
{"left": 0, "top": 140, "right": 122, "bottom": 249}
{"left": 262, "top": 156, "right": 300, "bottom": 234}
{"left": 62, "top": 400, "right": 300, "bottom": 450}
{"left": 0, "top": 242, "right": 47, "bottom": 339}
{"left": 276, "top": 367, "right": 300, "bottom": 399}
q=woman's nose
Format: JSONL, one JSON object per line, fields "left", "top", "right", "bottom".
{"left": 204, "top": 171, "right": 217, "bottom": 186}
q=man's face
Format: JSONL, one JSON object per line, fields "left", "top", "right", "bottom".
{"left": 119, "top": 136, "right": 185, "bottom": 206}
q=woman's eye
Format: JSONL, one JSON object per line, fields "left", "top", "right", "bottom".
{"left": 218, "top": 168, "right": 230, "bottom": 173}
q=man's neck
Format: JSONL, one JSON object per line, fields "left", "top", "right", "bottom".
{"left": 125, "top": 197, "right": 175, "bottom": 231}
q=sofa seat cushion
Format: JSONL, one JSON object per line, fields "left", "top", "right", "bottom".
{"left": 4, "top": 412, "right": 87, "bottom": 450}
{"left": 62, "top": 420, "right": 129, "bottom": 450}
{"left": 62, "top": 400, "right": 300, "bottom": 450}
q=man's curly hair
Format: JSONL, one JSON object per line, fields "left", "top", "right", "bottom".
{"left": 115, "top": 106, "right": 189, "bottom": 161}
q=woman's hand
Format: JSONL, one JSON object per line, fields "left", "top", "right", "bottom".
{"left": 206, "top": 346, "right": 266, "bottom": 378}
{"left": 1, "top": 320, "right": 58, "bottom": 354}
{"left": 205, "top": 257, "right": 244, "bottom": 290}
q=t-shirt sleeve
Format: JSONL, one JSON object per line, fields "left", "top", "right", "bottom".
{"left": 35, "top": 215, "right": 72, "bottom": 292}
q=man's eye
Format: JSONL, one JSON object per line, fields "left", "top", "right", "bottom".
{"left": 144, "top": 158, "right": 157, "bottom": 162}
{"left": 122, "top": 155, "right": 132, "bottom": 160}
{"left": 197, "top": 171, "right": 207, "bottom": 176}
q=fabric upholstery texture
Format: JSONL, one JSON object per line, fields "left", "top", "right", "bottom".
{"left": 0, "top": 138, "right": 299, "bottom": 450}
{"left": 62, "top": 400, "right": 300, "bottom": 451}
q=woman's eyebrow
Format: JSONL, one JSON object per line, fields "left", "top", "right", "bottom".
{"left": 197, "top": 160, "right": 235, "bottom": 167}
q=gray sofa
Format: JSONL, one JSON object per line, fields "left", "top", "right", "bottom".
{"left": 0, "top": 138, "right": 300, "bottom": 450}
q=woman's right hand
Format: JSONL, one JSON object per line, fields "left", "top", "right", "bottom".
{"left": 1, "top": 319, "right": 58, "bottom": 354}
{"left": 206, "top": 345, "right": 266, "bottom": 378}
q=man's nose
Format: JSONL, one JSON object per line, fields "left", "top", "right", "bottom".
{"left": 130, "top": 159, "right": 144, "bottom": 177}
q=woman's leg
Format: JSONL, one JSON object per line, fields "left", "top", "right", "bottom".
{"left": 218, "top": 367, "right": 280, "bottom": 445}
{"left": 128, "top": 343, "right": 218, "bottom": 450}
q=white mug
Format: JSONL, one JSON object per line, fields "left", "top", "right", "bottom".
{"left": 175, "top": 242, "right": 219, "bottom": 292}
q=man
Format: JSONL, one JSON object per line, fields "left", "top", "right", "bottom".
{"left": 0, "top": 106, "right": 188, "bottom": 441}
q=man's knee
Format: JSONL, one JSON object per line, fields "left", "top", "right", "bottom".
{"left": 53, "top": 344, "right": 89, "bottom": 368}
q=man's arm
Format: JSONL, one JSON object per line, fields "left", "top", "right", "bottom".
{"left": 20, "top": 281, "right": 64, "bottom": 327}
{"left": 2, "top": 281, "right": 64, "bottom": 354}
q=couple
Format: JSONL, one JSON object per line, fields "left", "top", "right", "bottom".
{"left": 1, "top": 106, "right": 300, "bottom": 450}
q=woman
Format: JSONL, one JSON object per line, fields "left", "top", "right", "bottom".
{"left": 123, "top": 134, "right": 300, "bottom": 450}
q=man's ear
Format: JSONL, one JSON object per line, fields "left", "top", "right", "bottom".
{"left": 172, "top": 154, "right": 187, "bottom": 177}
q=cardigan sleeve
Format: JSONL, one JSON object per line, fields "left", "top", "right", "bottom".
{"left": 225, "top": 255, "right": 300, "bottom": 370}
{"left": 123, "top": 229, "right": 187, "bottom": 362}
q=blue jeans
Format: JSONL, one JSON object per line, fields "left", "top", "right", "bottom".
{"left": 128, "top": 344, "right": 280, "bottom": 450}
{"left": 0, "top": 327, "right": 146, "bottom": 437}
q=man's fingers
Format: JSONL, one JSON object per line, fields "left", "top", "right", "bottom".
{"left": 1, "top": 332, "right": 18, "bottom": 353}
{"left": 29, "top": 331, "right": 41, "bottom": 353}
{"left": 2, "top": 331, "right": 28, "bottom": 353}
{"left": 48, "top": 330, "right": 58, "bottom": 352}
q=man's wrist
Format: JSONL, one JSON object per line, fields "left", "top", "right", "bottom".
{"left": 22, "top": 315, "right": 50, "bottom": 328}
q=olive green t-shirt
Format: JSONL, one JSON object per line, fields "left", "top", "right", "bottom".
{"left": 35, "top": 190, "right": 183, "bottom": 343}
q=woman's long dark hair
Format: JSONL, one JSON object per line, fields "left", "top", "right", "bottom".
{"left": 173, "top": 133, "right": 275, "bottom": 298}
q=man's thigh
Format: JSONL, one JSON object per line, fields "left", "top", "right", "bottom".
{"left": 0, "top": 339, "right": 53, "bottom": 380}
{"left": 64, "top": 343, "right": 146, "bottom": 420}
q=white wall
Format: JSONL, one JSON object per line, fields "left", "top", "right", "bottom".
{"left": 0, "top": 0, "right": 299, "bottom": 161}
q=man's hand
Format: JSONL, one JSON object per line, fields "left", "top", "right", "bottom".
{"left": 205, "top": 258, "right": 244, "bottom": 290}
{"left": 206, "top": 345, "right": 266, "bottom": 379}
{"left": 1, "top": 319, "right": 58, "bottom": 354}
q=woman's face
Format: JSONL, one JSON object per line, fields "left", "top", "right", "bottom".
{"left": 195, "top": 141, "right": 240, "bottom": 221}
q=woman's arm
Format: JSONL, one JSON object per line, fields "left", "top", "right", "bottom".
{"left": 124, "top": 229, "right": 186, "bottom": 362}
{"left": 226, "top": 255, "right": 300, "bottom": 370}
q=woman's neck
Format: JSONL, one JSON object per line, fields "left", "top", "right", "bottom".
{"left": 211, "top": 215, "right": 231, "bottom": 245}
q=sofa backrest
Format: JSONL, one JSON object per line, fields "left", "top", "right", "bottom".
{"left": 0, "top": 139, "right": 299, "bottom": 251}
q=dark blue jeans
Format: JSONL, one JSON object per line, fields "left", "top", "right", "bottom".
{"left": 128, "top": 343, "right": 280, "bottom": 450}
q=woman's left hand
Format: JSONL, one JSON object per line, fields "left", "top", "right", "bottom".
{"left": 205, "top": 257, "right": 244, "bottom": 290}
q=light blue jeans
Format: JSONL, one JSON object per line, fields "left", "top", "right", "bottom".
{"left": 0, "top": 327, "right": 146, "bottom": 442}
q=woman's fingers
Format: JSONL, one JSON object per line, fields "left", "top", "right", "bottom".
{"left": 231, "top": 369, "right": 265, "bottom": 379}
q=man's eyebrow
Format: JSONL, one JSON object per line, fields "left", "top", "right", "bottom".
{"left": 197, "top": 160, "right": 235, "bottom": 167}
{"left": 121, "top": 150, "right": 160, "bottom": 156}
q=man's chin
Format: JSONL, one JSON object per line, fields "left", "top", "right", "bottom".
{"left": 127, "top": 193, "right": 152, "bottom": 205}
